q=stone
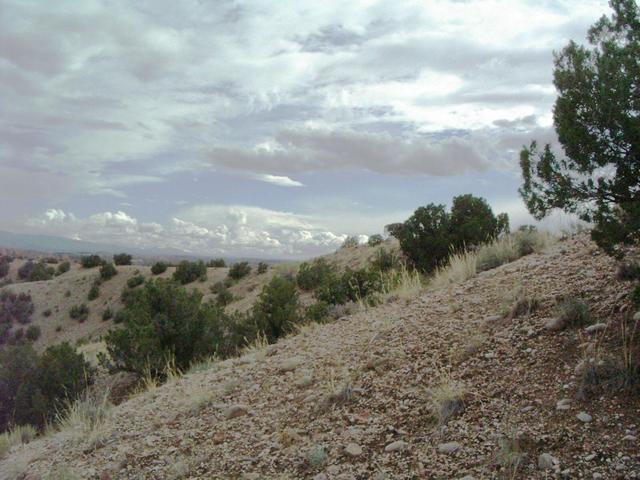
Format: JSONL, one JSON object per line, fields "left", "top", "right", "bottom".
{"left": 538, "top": 453, "right": 559, "bottom": 470}
{"left": 384, "top": 440, "right": 408, "bottom": 452}
{"left": 622, "top": 434, "right": 637, "bottom": 442}
{"left": 224, "top": 405, "right": 248, "bottom": 420}
{"left": 437, "top": 442, "right": 461, "bottom": 454}
{"left": 313, "top": 474, "right": 327, "bottom": 480}
{"left": 345, "top": 443, "right": 363, "bottom": 457}
{"left": 556, "top": 398, "right": 571, "bottom": 411}
{"left": 278, "top": 357, "right": 303, "bottom": 372}
{"left": 577, "top": 412, "right": 592, "bottom": 423}
{"left": 294, "top": 376, "right": 314, "bottom": 388}
{"left": 545, "top": 317, "right": 566, "bottom": 331}
{"left": 634, "top": 311, "right": 640, "bottom": 321}
{"left": 484, "top": 315, "right": 501, "bottom": 323}
{"left": 585, "top": 323, "right": 607, "bottom": 334}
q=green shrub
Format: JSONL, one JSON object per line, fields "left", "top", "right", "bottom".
{"left": 150, "top": 262, "right": 168, "bottom": 275}
{"left": 296, "top": 258, "right": 335, "bottom": 291}
{"left": 216, "top": 286, "right": 234, "bottom": 307}
{"left": 113, "top": 253, "right": 132, "bottom": 266}
{"left": 341, "top": 236, "right": 359, "bottom": 249}
{"left": 0, "top": 257, "right": 10, "bottom": 279}
{"left": 555, "top": 297, "right": 592, "bottom": 327}
{"left": 18, "top": 261, "right": 54, "bottom": 282}
{"left": 370, "top": 248, "right": 399, "bottom": 272}
{"left": 127, "top": 274, "right": 145, "bottom": 289}
{"left": 25, "top": 325, "right": 40, "bottom": 342}
{"left": 69, "top": 304, "right": 89, "bottom": 323}
{"left": 80, "top": 255, "right": 105, "bottom": 269}
{"left": 101, "top": 279, "right": 230, "bottom": 378}
{"left": 210, "top": 281, "right": 225, "bottom": 294}
{"left": 367, "top": 234, "right": 384, "bottom": 247}
{"left": 616, "top": 262, "right": 640, "bottom": 281}
{"left": 387, "top": 194, "right": 508, "bottom": 273}
{"left": 87, "top": 283, "right": 100, "bottom": 301}
{"left": 56, "top": 261, "right": 70, "bottom": 275}
{"left": 306, "top": 301, "right": 329, "bottom": 323}
{"left": 631, "top": 285, "right": 640, "bottom": 307}
{"left": 102, "top": 308, "right": 113, "bottom": 321}
{"left": 0, "top": 343, "right": 93, "bottom": 431}
{"left": 228, "top": 262, "right": 251, "bottom": 280}
{"left": 257, "top": 262, "right": 268, "bottom": 274}
{"left": 252, "top": 276, "right": 301, "bottom": 343}
{"left": 173, "top": 260, "right": 206, "bottom": 285}
{"left": 315, "top": 267, "right": 383, "bottom": 306}
{"left": 99, "top": 263, "right": 117, "bottom": 280}
{"left": 113, "top": 310, "right": 128, "bottom": 324}
{"left": 208, "top": 258, "right": 226, "bottom": 268}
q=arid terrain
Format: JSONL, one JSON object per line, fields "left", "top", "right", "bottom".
{"left": 1, "top": 233, "right": 639, "bottom": 479}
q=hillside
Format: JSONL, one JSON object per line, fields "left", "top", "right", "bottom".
{"left": 2, "top": 234, "right": 639, "bottom": 479}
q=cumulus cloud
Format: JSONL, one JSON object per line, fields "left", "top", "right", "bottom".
{"left": 254, "top": 174, "right": 305, "bottom": 188}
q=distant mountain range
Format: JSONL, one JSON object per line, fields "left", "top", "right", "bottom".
{"left": 0, "top": 230, "right": 190, "bottom": 258}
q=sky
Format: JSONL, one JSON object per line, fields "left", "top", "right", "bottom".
{"left": 0, "top": 0, "right": 610, "bottom": 259}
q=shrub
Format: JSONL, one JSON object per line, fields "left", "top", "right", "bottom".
{"left": 632, "top": 285, "right": 640, "bottom": 307}
{"left": 80, "top": 255, "right": 105, "bottom": 269}
{"left": 113, "top": 310, "right": 128, "bottom": 324}
{"left": 101, "top": 279, "right": 230, "bottom": 378}
{"left": 18, "top": 261, "right": 54, "bottom": 282}
{"left": 370, "top": 248, "right": 399, "bottom": 272}
{"left": 69, "top": 304, "right": 89, "bottom": 323}
{"left": 0, "top": 343, "right": 93, "bottom": 431}
{"left": 257, "top": 262, "right": 268, "bottom": 274}
{"left": 387, "top": 195, "right": 507, "bottom": 273}
{"left": 296, "top": 258, "right": 335, "bottom": 291}
{"left": 173, "top": 260, "right": 206, "bottom": 285}
{"left": 306, "top": 301, "right": 329, "bottom": 323}
{"left": 316, "top": 267, "right": 383, "bottom": 305}
{"left": 87, "top": 283, "right": 100, "bottom": 301}
{"left": 555, "top": 297, "right": 592, "bottom": 327}
{"left": 0, "top": 291, "right": 34, "bottom": 333}
{"left": 252, "top": 276, "right": 301, "bottom": 343}
{"left": 99, "top": 263, "right": 117, "bottom": 280}
{"left": 56, "top": 261, "right": 70, "bottom": 275}
{"left": 367, "top": 234, "right": 384, "bottom": 247}
{"left": 209, "top": 281, "right": 225, "bottom": 294}
{"left": 127, "top": 275, "right": 145, "bottom": 289}
{"left": 150, "top": 262, "right": 168, "bottom": 275}
{"left": 208, "top": 258, "right": 226, "bottom": 268}
{"left": 25, "top": 325, "right": 41, "bottom": 342}
{"left": 616, "top": 262, "right": 640, "bottom": 281}
{"left": 341, "top": 236, "right": 359, "bottom": 249}
{"left": 113, "top": 253, "right": 132, "bottom": 266}
{"left": 102, "top": 308, "right": 113, "bottom": 321}
{"left": 228, "top": 262, "right": 251, "bottom": 281}
{"left": 43, "top": 309, "right": 51, "bottom": 318}
{"left": 43, "top": 257, "right": 58, "bottom": 264}
{"left": 216, "top": 286, "right": 234, "bottom": 307}
{"left": 0, "top": 257, "right": 10, "bottom": 279}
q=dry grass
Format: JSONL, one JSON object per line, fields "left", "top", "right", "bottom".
{"left": 426, "top": 379, "right": 467, "bottom": 425}
{"left": 56, "top": 389, "right": 113, "bottom": 451}
{"left": 381, "top": 264, "right": 424, "bottom": 301}
{"left": 0, "top": 424, "right": 37, "bottom": 458}
{"left": 429, "top": 249, "right": 477, "bottom": 290}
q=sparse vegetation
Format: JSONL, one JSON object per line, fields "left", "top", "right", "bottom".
{"left": 252, "top": 276, "right": 301, "bottom": 343}
{"left": 341, "top": 236, "right": 359, "bottom": 249}
{"left": 69, "top": 304, "right": 89, "bottom": 322}
{"left": 616, "top": 262, "right": 640, "bottom": 281}
{"left": 25, "top": 325, "right": 41, "bottom": 342}
{"left": 56, "top": 261, "right": 70, "bottom": 275}
{"left": 151, "top": 261, "right": 168, "bottom": 275}
{"left": 18, "top": 260, "right": 54, "bottom": 282}
{"left": 370, "top": 247, "right": 399, "bottom": 272}
{"left": 87, "top": 282, "right": 100, "bottom": 301}
{"left": 215, "top": 285, "right": 234, "bottom": 307}
{"left": 305, "top": 301, "right": 329, "bottom": 323}
{"left": 555, "top": 297, "right": 592, "bottom": 327}
{"left": 173, "top": 260, "right": 206, "bottom": 284}
{"left": 99, "top": 262, "right": 117, "bottom": 280}
{"left": 296, "top": 258, "right": 335, "bottom": 291}
{"left": 102, "top": 308, "right": 113, "bottom": 321}
{"left": 80, "top": 255, "right": 105, "bottom": 269}
{"left": 127, "top": 274, "right": 145, "bottom": 289}
{"left": 257, "top": 262, "right": 268, "bottom": 274}
{"left": 228, "top": 261, "right": 251, "bottom": 281}
{"left": 367, "top": 233, "right": 384, "bottom": 246}
{"left": 0, "top": 256, "right": 10, "bottom": 279}
{"left": 427, "top": 380, "right": 467, "bottom": 425}
{"left": 208, "top": 258, "right": 226, "bottom": 268}
{"left": 113, "top": 253, "right": 132, "bottom": 266}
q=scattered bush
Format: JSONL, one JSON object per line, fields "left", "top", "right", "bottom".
{"left": 64, "top": 290, "right": 71, "bottom": 298}
{"left": 305, "top": 301, "right": 329, "bottom": 323}
{"left": 150, "top": 262, "right": 168, "bottom": 275}
{"left": 0, "top": 257, "right": 10, "bottom": 279}
{"left": 427, "top": 381, "right": 467, "bottom": 425}
{"left": 216, "top": 286, "right": 234, "bottom": 307}
{"left": 367, "top": 234, "right": 384, "bottom": 247}
{"left": 80, "top": 255, "right": 105, "bottom": 269}
{"left": 43, "top": 257, "right": 59, "bottom": 264}
{"left": 228, "top": 262, "right": 251, "bottom": 281}
{"left": 87, "top": 283, "right": 100, "bottom": 301}
{"left": 56, "top": 261, "right": 70, "bottom": 275}
{"left": 370, "top": 248, "right": 399, "bottom": 272}
{"left": 257, "top": 262, "right": 268, "bottom": 274}
{"left": 127, "top": 275, "right": 145, "bottom": 289}
{"left": 208, "top": 258, "right": 226, "bottom": 268}
{"left": 0, "top": 291, "right": 34, "bottom": 342}
{"left": 100, "top": 263, "right": 117, "bottom": 280}
{"left": 69, "top": 304, "right": 89, "bottom": 323}
{"left": 113, "top": 253, "right": 132, "bottom": 266}
{"left": 555, "top": 297, "right": 592, "bottom": 327}
{"left": 252, "top": 277, "right": 301, "bottom": 343}
{"left": 113, "top": 310, "right": 128, "bottom": 324}
{"left": 616, "top": 262, "right": 640, "bottom": 281}
{"left": 0, "top": 343, "right": 93, "bottom": 431}
{"left": 341, "top": 236, "right": 359, "bottom": 249}
{"left": 25, "top": 325, "right": 41, "bottom": 342}
{"left": 102, "top": 308, "right": 113, "bottom": 322}
{"left": 18, "top": 261, "right": 54, "bottom": 282}
{"left": 387, "top": 194, "right": 508, "bottom": 273}
{"left": 173, "top": 260, "right": 207, "bottom": 285}
{"left": 316, "top": 267, "right": 383, "bottom": 306}
{"left": 297, "top": 258, "right": 335, "bottom": 291}
{"left": 210, "top": 281, "right": 225, "bottom": 294}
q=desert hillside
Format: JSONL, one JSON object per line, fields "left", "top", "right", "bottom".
{"left": 2, "top": 233, "right": 639, "bottom": 479}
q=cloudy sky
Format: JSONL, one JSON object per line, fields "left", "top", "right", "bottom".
{"left": 0, "top": 0, "right": 609, "bottom": 258}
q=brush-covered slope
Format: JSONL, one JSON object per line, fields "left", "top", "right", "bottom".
{"left": 2, "top": 235, "right": 639, "bottom": 479}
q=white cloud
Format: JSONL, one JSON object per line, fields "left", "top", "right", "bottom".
{"left": 254, "top": 174, "right": 305, "bottom": 188}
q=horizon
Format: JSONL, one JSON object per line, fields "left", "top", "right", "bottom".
{"left": 0, "top": 0, "right": 608, "bottom": 258}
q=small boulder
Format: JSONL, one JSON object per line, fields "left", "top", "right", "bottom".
{"left": 576, "top": 412, "right": 592, "bottom": 423}
{"left": 438, "top": 442, "right": 461, "bottom": 455}
{"left": 545, "top": 317, "right": 566, "bottom": 331}
{"left": 585, "top": 323, "right": 607, "bottom": 334}
{"left": 384, "top": 440, "right": 408, "bottom": 452}
{"left": 345, "top": 443, "right": 363, "bottom": 457}
{"left": 538, "top": 453, "right": 559, "bottom": 470}
{"left": 556, "top": 398, "right": 571, "bottom": 411}
{"left": 224, "top": 405, "right": 248, "bottom": 420}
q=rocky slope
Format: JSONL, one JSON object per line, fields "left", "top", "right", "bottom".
{"left": 2, "top": 234, "right": 639, "bottom": 479}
